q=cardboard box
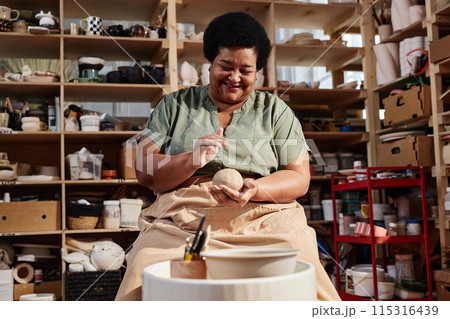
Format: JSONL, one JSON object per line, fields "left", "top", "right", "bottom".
{"left": 14, "top": 281, "right": 62, "bottom": 301}
{"left": 0, "top": 269, "right": 13, "bottom": 301}
{"left": 383, "top": 85, "right": 431, "bottom": 126}
{"left": 434, "top": 270, "right": 450, "bottom": 301}
{"left": 377, "top": 136, "right": 435, "bottom": 167}
{"left": 119, "top": 147, "right": 137, "bottom": 179}
{"left": 0, "top": 201, "right": 61, "bottom": 233}
{"left": 429, "top": 35, "right": 450, "bottom": 63}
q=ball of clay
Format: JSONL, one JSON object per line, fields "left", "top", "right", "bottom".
{"left": 212, "top": 168, "right": 244, "bottom": 191}
{"left": 90, "top": 241, "right": 125, "bottom": 271}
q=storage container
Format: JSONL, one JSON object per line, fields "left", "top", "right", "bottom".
{"left": 322, "top": 153, "right": 338, "bottom": 173}
{"left": 321, "top": 199, "right": 342, "bottom": 221}
{"left": 351, "top": 266, "right": 385, "bottom": 297}
{"left": 310, "top": 205, "right": 322, "bottom": 220}
{"left": 66, "top": 153, "right": 104, "bottom": 180}
{"left": 80, "top": 115, "right": 100, "bottom": 131}
{"left": 102, "top": 200, "right": 121, "bottom": 229}
{"left": 338, "top": 153, "right": 354, "bottom": 170}
{"left": 0, "top": 201, "right": 61, "bottom": 232}
{"left": 67, "top": 201, "right": 103, "bottom": 230}
{"left": 372, "top": 203, "right": 389, "bottom": 220}
{"left": 395, "top": 254, "right": 414, "bottom": 284}
{"left": 434, "top": 269, "right": 450, "bottom": 301}
{"left": 120, "top": 198, "right": 143, "bottom": 227}
{"left": 406, "top": 219, "right": 421, "bottom": 235}
{"left": 65, "top": 270, "right": 121, "bottom": 301}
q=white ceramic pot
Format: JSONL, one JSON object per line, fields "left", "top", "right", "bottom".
{"left": 21, "top": 116, "right": 40, "bottom": 124}
{"left": 21, "top": 122, "right": 40, "bottom": 131}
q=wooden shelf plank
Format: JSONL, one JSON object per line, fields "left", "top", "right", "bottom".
{"left": 63, "top": 0, "right": 164, "bottom": 22}
{"left": 274, "top": 1, "right": 361, "bottom": 32}
{"left": 0, "top": 33, "right": 60, "bottom": 59}
{"left": 304, "top": 131, "right": 369, "bottom": 145}
{"left": 65, "top": 228, "right": 140, "bottom": 234}
{"left": 65, "top": 179, "right": 139, "bottom": 185}
{"left": 64, "top": 131, "right": 140, "bottom": 144}
{"left": 379, "top": 19, "right": 426, "bottom": 44}
{"left": 63, "top": 35, "right": 168, "bottom": 62}
{"left": 0, "top": 82, "right": 60, "bottom": 99}
{"left": 373, "top": 74, "right": 417, "bottom": 94}
{"left": 0, "top": 181, "right": 62, "bottom": 187}
{"left": 275, "top": 44, "right": 362, "bottom": 68}
{"left": 64, "top": 83, "right": 167, "bottom": 102}
{"left": 0, "top": 230, "right": 62, "bottom": 237}
{"left": 176, "top": 0, "right": 271, "bottom": 26}
{"left": 0, "top": 131, "right": 61, "bottom": 144}
{"left": 279, "top": 87, "right": 365, "bottom": 109}
{"left": 310, "top": 175, "right": 331, "bottom": 181}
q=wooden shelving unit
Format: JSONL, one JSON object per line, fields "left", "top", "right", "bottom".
{"left": 426, "top": 0, "right": 450, "bottom": 270}
{"left": 0, "top": 0, "right": 378, "bottom": 300}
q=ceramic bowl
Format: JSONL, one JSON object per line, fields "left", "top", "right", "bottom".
{"left": 200, "top": 248, "right": 298, "bottom": 279}
{"left": 21, "top": 122, "right": 40, "bottom": 131}
{"left": 40, "top": 166, "right": 59, "bottom": 177}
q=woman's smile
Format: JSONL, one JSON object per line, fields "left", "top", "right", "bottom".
{"left": 208, "top": 47, "right": 257, "bottom": 110}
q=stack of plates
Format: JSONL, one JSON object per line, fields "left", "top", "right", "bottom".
{"left": 379, "top": 130, "right": 427, "bottom": 143}
{"left": 286, "top": 33, "right": 322, "bottom": 45}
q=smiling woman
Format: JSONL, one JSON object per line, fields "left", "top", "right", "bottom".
{"left": 115, "top": 12, "right": 340, "bottom": 301}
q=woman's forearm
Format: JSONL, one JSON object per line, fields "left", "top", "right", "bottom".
{"left": 251, "top": 169, "right": 310, "bottom": 203}
{"left": 135, "top": 151, "right": 197, "bottom": 193}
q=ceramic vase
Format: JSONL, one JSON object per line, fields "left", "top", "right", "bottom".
{"left": 200, "top": 63, "right": 210, "bottom": 85}
{"left": 179, "top": 61, "right": 199, "bottom": 86}
{"left": 176, "top": 23, "right": 185, "bottom": 40}
{"left": 255, "top": 69, "right": 264, "bottom": 87}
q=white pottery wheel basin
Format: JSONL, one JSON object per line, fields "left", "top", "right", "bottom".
{"left": 142, "top": 260, "right": 316, "bottom": 301}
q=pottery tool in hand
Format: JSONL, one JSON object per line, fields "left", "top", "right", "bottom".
{"left": 184, "top": 215, "right": 205, "bottom": 261}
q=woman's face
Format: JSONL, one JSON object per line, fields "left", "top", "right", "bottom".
{"left": 208, "top": 47, "right": 257, "bottom": 108}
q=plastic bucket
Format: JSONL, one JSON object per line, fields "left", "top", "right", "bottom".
{"left": 80, "top": 115, "right": 100, "bottom": 131}
{"left": 378, "top": 281, "right": 395, "bottom": 300}
{"left": 321, "top": 199, "right": 342, "bottom": 221}
{"left": 352, "top": 266, "right": 385, "bottom": 297}
{"left": 372, "top": 204, "right": 389, "bottom": 220}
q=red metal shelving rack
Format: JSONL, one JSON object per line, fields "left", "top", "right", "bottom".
{"left": 331, "top": 166, "right": 433, "bottom": 301}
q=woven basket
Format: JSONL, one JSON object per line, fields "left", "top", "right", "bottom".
{"left": 67, "top": 216, "right": 99, "bottom": 230}
{"left": 65, "top": 270, "right": 122, "bottom": 301}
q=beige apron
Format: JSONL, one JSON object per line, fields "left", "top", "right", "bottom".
{"left": 115, "top": 182, "right": 340, "bottom": 301}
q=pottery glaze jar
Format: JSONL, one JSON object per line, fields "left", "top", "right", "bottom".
{"left": 102, "top": 200, "right": 120, "bottom": 229}
{"left": 322, "top": 153, "right": 338, "bottom": 174}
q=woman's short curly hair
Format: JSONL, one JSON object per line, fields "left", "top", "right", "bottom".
{"left": 203, "top": 12, "right": 271, "bottom": 70}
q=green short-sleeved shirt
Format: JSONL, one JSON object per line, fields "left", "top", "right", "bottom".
{"left": 141, "top": 85, "right": 309, "bottom": 177}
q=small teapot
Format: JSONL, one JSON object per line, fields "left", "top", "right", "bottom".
{"left": 35, "top": 10, "right": 56, "bottom": 26}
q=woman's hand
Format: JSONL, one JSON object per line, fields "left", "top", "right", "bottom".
{"left": 192, "top": 128, "right": 228, "bottom": 169}
{"left": 209, "top": 178, "right": 258, "bottom": 207}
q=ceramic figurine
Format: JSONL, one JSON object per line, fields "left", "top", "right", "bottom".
{"left": 255, "top": 69, "right": 264, "bottom": 87}
{"left": 176, "top": 23, "right": 185, "bottom": 40}
{"left": 187, "top": 31, "right": 204, "bottom": 41}
{"left": 199, "top": 63, "right": 210, "bottom": 85}
{"left": 179, "top": 61, "right": 199, "bottom": 86}
{"left": 35, "top": 10, "right": 56, "bottom": 26}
